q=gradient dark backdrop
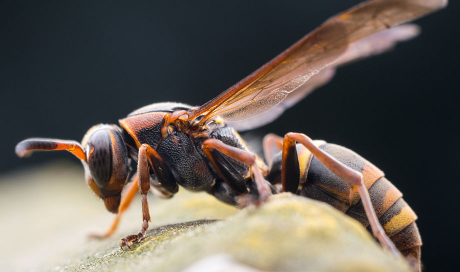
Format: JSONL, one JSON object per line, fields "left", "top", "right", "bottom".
{"left": 1, "top": 1, "right": 458, "bottom": 271}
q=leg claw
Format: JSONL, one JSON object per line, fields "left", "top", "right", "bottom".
{"left": 120, "top": 234, "right": 139, "bottom": 250}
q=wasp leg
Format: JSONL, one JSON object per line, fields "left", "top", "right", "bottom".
{"left": 262, "top": 133, "right": 284, "bottom": 163}
{"left": 89, "top": 175, "right": 139, "bottom": 239}
{"left": 281, "top": 135, "right": 301, "bottom": 194}
{"left": 262, "top": 134, "right": 284, "bottom": 187}
{"left": 120, "top": 144, "right": 178, "bottom": 249}
{"left": 203, "top": 146, "right": 248, "bottom": 195}
{"left": 202, "top": 139, "right": 271, "bottom": 206}
{"left": 282, "top": 132, "right": 402, "bottom": 258}
{"left": 209, "top": 179, "right": 239, "bottom": 206}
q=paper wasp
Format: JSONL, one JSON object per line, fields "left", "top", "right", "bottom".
{"left": 15, "top": 0, "right": 447, "bottom": 270}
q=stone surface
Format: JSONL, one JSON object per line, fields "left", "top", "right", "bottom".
{"left": 0, "top": 162, "right": 412, "bottom": 272}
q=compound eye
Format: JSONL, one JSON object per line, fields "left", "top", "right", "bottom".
{"left": 87, "top": 130, "right": 112, "bottom": 188}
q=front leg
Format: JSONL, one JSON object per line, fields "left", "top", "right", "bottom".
{"left": 89, "top": 175, "right": 139, "bottom": 240}
{"left": 120, "top": 144, "right": 178, "bottom": 249}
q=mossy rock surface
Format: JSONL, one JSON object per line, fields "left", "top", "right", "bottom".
{"left": 49, "top": 195, "right": 411, "bottom": 272}
{"left": 0, "top": 162, "right": 411, "bottom": 272}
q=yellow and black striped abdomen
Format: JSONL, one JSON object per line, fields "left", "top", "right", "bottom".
{"left": 297, "top": 142, "right": 421, "bottom": 264}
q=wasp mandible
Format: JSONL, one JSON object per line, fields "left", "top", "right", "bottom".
{"left": 15, "top": 1, "right": 448, "bottom": 271}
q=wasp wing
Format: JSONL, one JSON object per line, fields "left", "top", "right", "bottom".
{"left": 227, "top": 24, "right": 420, "bottom": 131}
{"left": 187, "top": 0, "right": 447, "bottom": 126}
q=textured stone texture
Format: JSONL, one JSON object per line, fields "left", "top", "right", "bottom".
{"left": 0, "top": 162, "right": 411, "bottom": 272}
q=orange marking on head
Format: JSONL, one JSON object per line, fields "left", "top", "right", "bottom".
{"left": 87, "top": 176, "right": 103, "bottom": 199}
{"left": 106, "top": 131, "right": 124, "bottom": 191}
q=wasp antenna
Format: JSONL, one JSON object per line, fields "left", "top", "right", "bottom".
{"left": 15, "top": 138, "right": 87, "bottom": 161}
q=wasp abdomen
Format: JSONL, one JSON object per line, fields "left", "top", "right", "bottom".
{"left": 297, "top": 143, "right": 420, "bottom": 261}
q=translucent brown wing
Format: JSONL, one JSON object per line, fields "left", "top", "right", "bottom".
{"left": 227, "top": 24, "right": 420, "bottom": 131}
{"left": 187, "top": 0, "right": 447, "bottom": 125}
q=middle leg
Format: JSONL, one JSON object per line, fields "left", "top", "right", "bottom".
{"left": 202, "top": 138, "right": 272, "bottom": 205}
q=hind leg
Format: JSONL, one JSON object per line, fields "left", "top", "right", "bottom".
{"left": 263, "top": 133, "right": 284, "bottom": 163}
{"left": 281, "top": 132, "right": 401, "bottom": 258}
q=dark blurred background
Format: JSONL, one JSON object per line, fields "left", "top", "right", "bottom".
{"left": 1, "top": 0, "right": 458, "bottom": 271}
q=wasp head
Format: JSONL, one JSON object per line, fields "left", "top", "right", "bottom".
{"left": 16, "top": 124, "right": 131, "bottom": 213}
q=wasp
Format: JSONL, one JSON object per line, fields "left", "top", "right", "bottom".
{"left": 15, "top": 0, "right": 447, "bottom": 271}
